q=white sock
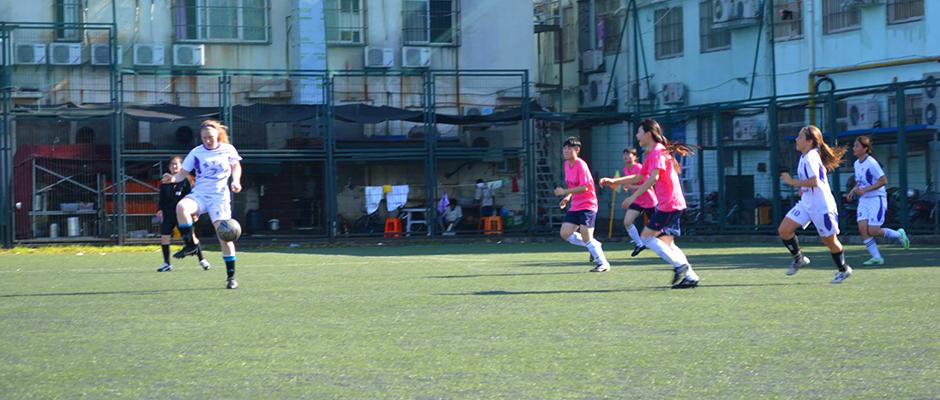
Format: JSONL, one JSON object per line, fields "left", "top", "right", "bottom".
{"left": 864, "top": 237, "right": 882, "bottom": 259}
{"left": 586, "top": 239, "right": 608, "bottom": 265}
{"left": 642, "top": 237, "right": 685, "bottom": 269}
{"left": 685, "top": 265, "right": 700, "bottom": 281}
{"left": 627, "top": 225, "right": 642, "bottom": 246}
{"left": 883, "top": 228, "right": 900, "bottom": 239}
{"left": 668, "top": 242, "right": 690, "bottom": 266}
{"left": 566, "top": 232, "right": 587, "bottom": 247}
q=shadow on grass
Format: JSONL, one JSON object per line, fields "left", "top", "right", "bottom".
{"left": 0, "top": 287, "right": 217, "bottom": 298}
{"left": 426, "top": 271, "right": 584, "bottom": 279}
{"left": 687, "top": 247, "right": 938, "bottom": 271}
{"left": 438, "top": 282, "right": 814, "bottom": 296}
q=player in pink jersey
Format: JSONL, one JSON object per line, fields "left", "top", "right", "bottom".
{"left": 599, "top": 147, "right": 657, "bottom": 257}
{"left": 554, "top": 137, "right": 610, "bottom": 272}
{"left": 601, "top": 119, "right": 699, "bottom": 288}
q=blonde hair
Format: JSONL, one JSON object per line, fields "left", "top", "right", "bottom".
{"left": 800, "top": 125, "right": 847, "bottom": 172}
{"left": 200, "top": 120, "right": 230, "bottom": 144}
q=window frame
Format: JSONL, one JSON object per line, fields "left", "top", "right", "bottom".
{"left": 772, "top": 0, "right": 803, "bottom": 42}
{"left": 175, "top": 0, "right": 271, "bottom": 44}
{"left": 887, "top": 0, "right": 924, "bottom": 25}
{"left": 54, "top": 0, "right": 84, "bottom": 42}
{"left": 402, "top": 0, "right": 460, "bottom": 46}
{"left": 326, "top": 0, "right": 367, "bottom": 45}
{"left": 888, "top": 93, "right": 924, "bottom": 126}
{"left": 822, "top": 0, "right": 860, "bottom": 35}
{"left": 596, "top": 0, "right": 623, "bottom": 55}
{"left": 561, "top": 5, "right": 576, "bottom": 62}
{"left": 699, "top": 0, "right": 730, "bottom": 53}
{"left": 655, "top": 6, "right": 684, "bottom": 60}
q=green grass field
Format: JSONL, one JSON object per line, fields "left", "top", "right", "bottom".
{"left": 1, "top": 241, "right": 938, "bottom": 399}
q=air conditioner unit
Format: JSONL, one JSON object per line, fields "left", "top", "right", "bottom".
{"left": 14, "top": 43, "right": 46, "bottom": 65}
{"left": 735, "top": 0, "right": 762, "bottom": 19}
{"left": 460, "top": 129, "right": 505, "bottom": 148}
{"left": 846, "top": 99, "right": 880, "bottom": 130}
{"left": 579, "top": 73, "right": 614, "bottom": 108}
{"left": 923, "top": 73, "right": 939, "bottom": 126}
{"left": 462, "top": 106, "right": 495, "bottom": 116}
{"left": 840, "top": 0, "right": 883, "bottom": 8}
{"left": 625, "top": 78, "right": 652, "bottom": 105}
{"left": 133, "top": 44, "right": 165, "bottom": 66}
{"left": 713, "top": 0, "right": 733, "bottom": 23}
{"left": 662, "top": 82, "right": 687, "bottom": 105}
{"left": 48, "top": 43, "right": 83, "bottom": 65}
{"left": 90, "top": 44, "right": 123, "bottom": 66}
{"left": 581, "top": 49, "right": 604, "bottom": 72}
{"left": 173, "top": 44, "right": 205, "bottom": 67}
{"left": 364, "top": 47, "right": 394, "bottom": 68}
{"left": 732, "top": 115, "right": 768, "bottom": 141}
{"left": 402, "top": 46, "right": 431, "bottom": 68}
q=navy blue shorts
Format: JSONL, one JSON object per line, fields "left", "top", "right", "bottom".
{"left": 564, "top": 209, "right": 597, "bottom": 228}
{"left": 628, "top": 203, "right": 656, "bottom": 217}
{"left": 159, "top": 210, "right": 177, "bottom": 235}
{"left": 647, "top": 209, "right": 683, "bottom": 237}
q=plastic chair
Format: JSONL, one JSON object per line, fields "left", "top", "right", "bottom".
{"left": 384, "top": 217, "right": 402, "bottom": 238}
{"left": 480, "top": 216, "right": 503, "bottom": 235}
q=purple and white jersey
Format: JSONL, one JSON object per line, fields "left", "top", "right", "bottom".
{"left": 182, "top": 143, "right": 242, "bottom": 196}
{"left": 796, "top": 148, "right": 838, "bottom": 215}
{"left": 853, "top": 156, "right": 887, "bottom": 199}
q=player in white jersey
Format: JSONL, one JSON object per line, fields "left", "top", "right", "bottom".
{"left": 162, "top": 120, "right": 244, "bottom": 289}
{"left": 778, "top": 125, "right": 854, "bottom": 284}
{"left": 845, "top": 135, "right": 910, "bottom": 265}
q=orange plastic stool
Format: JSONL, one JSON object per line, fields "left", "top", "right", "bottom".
{"left": 384, "top": 217, "right": 402, "bottom": 238}
{"left": 481, "top": 216, "right": 503, "bottom": 235}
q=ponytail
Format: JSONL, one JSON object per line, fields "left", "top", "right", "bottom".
{"left": 639, "top": 118, "right": 697, "bottom": 174}
{"left": 801, "top": 125, "right": 847, "bottom": 172}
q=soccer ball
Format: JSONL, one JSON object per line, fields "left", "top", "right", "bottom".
{"left": 216, "top": 219, "right": 242, "bottom": 242}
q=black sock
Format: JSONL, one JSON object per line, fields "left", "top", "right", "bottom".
{"left": 161, "top": 244, "right": 171, "bottom": 264}
{"left": 196, "top": 245, "right": 205, "bottom": 261}
{"left": 831, "top": 251, "right": 847, "bottom": 272}
{"left": 224, "top": 255, "right": 236, "bottom": 279}
{"left": 782, "top": 236, "right": 802, "bottom": 258}
{"left": 178, "top": 225, "right": 195, "bottom": 247}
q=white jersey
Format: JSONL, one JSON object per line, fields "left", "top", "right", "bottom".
{"left": 853, "top": 155, "right": 887, "bottom": 199}
{"left": 796, "top": 148, "right": 837, "bottom": 215}
{"left": 182, "top": 142, "right": 242, "bottom": 196}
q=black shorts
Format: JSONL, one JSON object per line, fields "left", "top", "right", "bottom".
{"left": 564, "top": 209, "right": 597, "bottom": 228}
{"left": 628, "top": 203, "right": 656, "bottom": 216}
{"left": 159, "top": 211, "right": 177, "bottom": 236}
{"left": 646, "top": 209, "right": 683, "bottom": 237}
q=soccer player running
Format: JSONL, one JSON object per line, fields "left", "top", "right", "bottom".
{"left": 162, "top": 120, "right": 244, "bottom": 289}
{"left": 601, "top": 119, "right": 699, "bottom": 288}
{"left": 620, "top": 147, "right": 657, "bottom": 257}
{"left": 156, "top": 156, "right": 210, "bottom": 272}
{"left": 555, "top": 137, "right": 611, "bottom": 272}
{"left": 845, "top": 135, "right": 910, "bottom": 265}
{"left": 778, "top": 125, "right": 853, "bottom": 284}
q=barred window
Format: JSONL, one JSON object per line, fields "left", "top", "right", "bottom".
{"left": 888, "top": 94, "right": 924, "bottom": 126}
{"left": 887, "top": 0, "right": 923, "bottom": 24}
{"left": 773, "top": 0, "right": 802, "bottom": 41}
{"left": 175, "top": 0, "right": 269, "bottom": 43}
{"left": 562, "top": 5, "right": 576, "bottom": 61}
{"left": 403, "top": 0, "right": 459, "bottom": 45}
{"left": 699, "top": 1, "right": 730, "bottom": 53}
{"left": 822, "top": 0, "right": 859, "bottom": 34}
{"left": 596, "top": 0, "right": 622, "bottom": 54}
{"left": 655, "top": 7, "right": 683, "bottom": 60}
{"left": 326, "top": 0, "right": 365, "bottom": 44}
{"left": 55, "top": 0, "right": 83, "bottom": 41}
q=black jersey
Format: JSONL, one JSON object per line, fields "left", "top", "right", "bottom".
{"left": 158, "top": 179, "right": 192, "bottom": 213}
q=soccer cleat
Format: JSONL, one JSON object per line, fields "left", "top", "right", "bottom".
{"left": 157, "top": 263, "right": 173, "bottom": 272}
{"left": 226, "top": 277, "right": 238, "bottom": 289}
{"left": 173, "top": 243, "right": 199, "bottom": 259}
{"left": 589, "top": 255, "right": 595, "bottom": 264}
{"left": 672, "top": 264, "right": 689, "bottom": 285}
{"left": 898, "top": 228, "right": 910, "bottom": 250}
{"left": 199, "top": 259, "right": 211, "bottom": 271}
{"left": 786, "top": 255, "right": 810, "bottom": 276}
{"left": 831, "top": 266, "right": 853, "bottom": 284}
{"left": 671, "top": 277, "right": 699, "bottom": 289}
{"left": 590, "top": 262, "right": 610, "bottom": 272}
{"left": 631, "top": 245, "right": 646, "bottom": 257}
{"left": 863, "top": 257, "right": 884, "bottom": 266}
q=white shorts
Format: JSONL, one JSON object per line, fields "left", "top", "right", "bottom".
{"left": 785, "top": 202, "right": 840, "bottom": 238}
{"left": 185, "top": 192, "right": 231, "bottom": 223}
{"left": 856, "top": 196, "right": 887, "bottom": 226}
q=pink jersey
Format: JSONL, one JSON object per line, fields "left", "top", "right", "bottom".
{"left": 564, "top": 158, "right": 598, "bottom": 212}
{"left": 624, "top": 163, "right": 657, "bottom": 209}
{"left": 640, "top": 143, "right": 686, "bottom": 212}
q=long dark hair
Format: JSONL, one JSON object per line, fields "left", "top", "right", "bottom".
{"left": 855, "top": 135, "right": 877, "bottom": 160}
{"left": 801, "top": 125, "right": 847, "bottom": 172}
{"left": 639, "top": 118, "right": 696, "bottom": 173}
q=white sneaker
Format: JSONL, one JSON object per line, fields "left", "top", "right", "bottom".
{"left": 786, "top": 256, "right": 810, "bottom": 276}
{"left": 199, "top": 259, "right": 211, "bottom": 271}
{"left": 590, "top": 262, "right": 610, "bottom": 272}
{"left": 157, "top": 263, "right": 172, "bottom": 272}
{"left": 862, "top": 257, "right": 884, "bottom": 266}
{"left": 831, "top": 266, "right": 853, "bottom": 284}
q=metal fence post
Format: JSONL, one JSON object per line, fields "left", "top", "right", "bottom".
{"left": 896, "top": 84, "right": 909, "bottom": 230}
{"left": 768, "top": 98, "right": 781, "bottom": 225}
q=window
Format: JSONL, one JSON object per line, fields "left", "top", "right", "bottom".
{"left": 596, "top": 0, "right": 622, "bottom": 54}
{"left": 888, "top": 94, "right": 924, "bottom": 126}
{"left": 403, "top": 0, "right": 459, "bottom": 45}
{"left": 699, "top": 1, "right": 730, "bottom": 53}
{"left": 887, "top": 0, "right": 923, "bottom": 24}
{"left": 175, "top": 0, "right": 269, "bottom": 43}
{"left": 773, "top": 0, "right": 802, "bottom": 41}
{"left": 55, "top": 0, "right": 83, "bottom": 41}
{"left": 561, "top": 5, "right": 576, "bottom": 62}
{"left": 655, "top": 7, "right": 683, "bottom": 60}
{"left": 326, "top": 0, "right": 365, "bottom": 44}
{"left": 822, "top": 0, "right": 859, "bottom": 34}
